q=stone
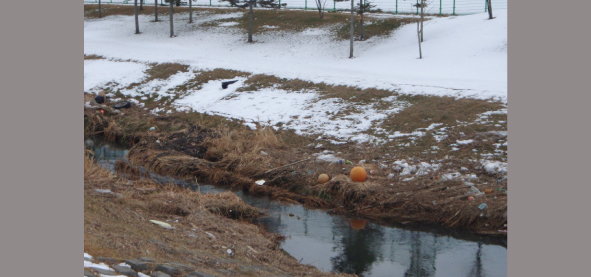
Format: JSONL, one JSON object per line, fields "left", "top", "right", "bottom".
{"left": 84, "top": 269, "right": 96, "bottom": 277}
{"left": 95, "top": 257, "right": 120, "bottom": 264}
{"left": 155, "top": 265, "right": 181, "bottom": 276}
{"left": 112, "top": 264, "right": 138, "bottom": 277}
{"left": 126, "top": 259, "right": 149, "bottom": 271}
{"left": 150, "top": 272, "right": 172, "bottom": 277}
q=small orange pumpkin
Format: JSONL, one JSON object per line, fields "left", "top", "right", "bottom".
{"left": 318, "top": 174, "right": 330, "bottom": 184}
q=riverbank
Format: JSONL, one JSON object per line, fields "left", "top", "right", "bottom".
{"left": 84, "top": 149, "right": 352, "bottom": 276}
{"left": 84, "top": 94, "right": 507, "bottom": 236}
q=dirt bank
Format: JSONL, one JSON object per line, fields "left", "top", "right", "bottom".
{"left": 84, "top": 97, "right": 507, "bottom": 236}
{"left": 84, "top": 150, "right": 353, "bottom": 277}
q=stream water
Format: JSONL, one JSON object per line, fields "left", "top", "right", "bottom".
{"left": 85, "top": 136, "right": 507, "bottom": 277}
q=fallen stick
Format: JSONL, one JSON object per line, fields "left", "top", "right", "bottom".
{"left": 262, "top": 158, "right": 311, "bottom": 175}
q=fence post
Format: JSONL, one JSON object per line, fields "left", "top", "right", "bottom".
{"left": 305, "top": 0, "right": 307, "bottom": 10}
{"left": 440, "top": 0, "right": 442, "bottom": 15}
{"left": 485, "top": 0, "right": 488, "bottom": 12}
{"left": 416, "top": 0, "right": 419, "bottom": 15}
{"left": 334, "top": 1, "right": 336, "bottom": 12}
{"left": 209, "top": 0, "right": 212, "bottom": 6}
{"left": 453, "top": 0, "right": 455, "bottom": 15}
{"left": 395, "top": 0, "right": 398, "bottom": 14}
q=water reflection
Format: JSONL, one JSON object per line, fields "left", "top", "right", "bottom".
{"left": 331, "top": 222, "right": 384, "bottom": 275}
{"left": 85, "top": 137, "right": 128, "bottom": 172}
{"left": 84, "top": 136, "right": 507, "bottom": 277}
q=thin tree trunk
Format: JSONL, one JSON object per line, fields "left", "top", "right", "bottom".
{"left": 420, "top": 0, "right": 424, "bottom": 42}
{"left": 359, "top": 0, "right": 364, "bottom": 40}
{"left": 417, "top": 18, "right": 422, "bottom": 59}
{"left": 349, "top": 0, "right": 354, "bottom": 58}
{"left": 154, "top": 0, "right": 158, "bottom": 21}
{"left": 98, "top": 0, "right": 102, "bottom": 18}
{"left": 487, "top": 0, "right": 493, "bottom": 19}
{"left": 248, "top": 0, "right": 253, "bottom": 42}
{"left": 169, "top": 0, "right": 174, "bottom": 37}
{"left": 134, "top": 0, "right": 140, "bottom": 34}
{"left": 189, "top": 0, "right": 193, "bottom": 23}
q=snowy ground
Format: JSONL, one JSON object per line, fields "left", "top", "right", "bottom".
{"left": 84, "top": 8, "right": 506, "bottom": 99}
{"left": 84, "top": 8, "right": 507, "bottom": 144}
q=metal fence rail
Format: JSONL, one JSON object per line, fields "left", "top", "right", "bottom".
{"left": 84, "top": 0, "right": 507, "bottom": 16}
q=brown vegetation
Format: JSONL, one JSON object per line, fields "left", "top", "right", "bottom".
{"left": 85, "top": 151, "right": 351, "bottom": 276}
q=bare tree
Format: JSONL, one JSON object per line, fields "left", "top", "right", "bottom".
{"left": 487, "top": 0, "right": 494, "bottom": 19}
{"left": 154, "top": 0, "right": 159, "bottom": 22}
{"left": 220, "top": 0, "right": 283, "bottom": 43}
{"left": 134, "top": 0, "right": 140, "bottom": 34}
{"left": 349, "top": 0, "right": 354, "bottom": 58}
{"left": 248, "top": 0, "right": 254, "bottom": 42}
{"left": 416, "top": 0, "right": 423, "bottom": 59}
{"left": 413, "top": 1, "right": 426, "bottom": 42}
{"left": 189, "top": 0, "right": 193, "bottom": 23}
{"left": 314, "top": 0, "right": 328, "bottom": 19}
{"left": 169, "top": 0, "right": 175, "bottom": 37}
{"left": 420, "top": 0, "right": 424, "bottom": 42}
{"left": 98, "top": 0, "right": 102, "bottom": 18}
{"left": 417, "top": 17, "right": 422, "bottom": 59}
{"left": 359, "top": 0, "right": 364, "bottom": 40}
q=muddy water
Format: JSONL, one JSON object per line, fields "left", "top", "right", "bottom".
{"left": 86, "top": 136, "right": 507, "bottom": 277}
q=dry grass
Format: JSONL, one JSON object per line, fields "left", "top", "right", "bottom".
{"left": 84, "top": 66, "right": 507, "bottom": 236}
{"left": 334, "top": 16, "right": 419, "bottom": 40}
{"left": 175, "top": 69, "right": 251, "bottom": 94}
{"left": 146, "top": 63, "right": 190, "bottom": 82}
{"left": 237, "top": 74, "right": 395, "bottom": 107}
{"left": 381, "top": 95, "right": 505, "bottom": 133}
{"left": 85, "top": 152, "right": 350, "bottom": 276}
{"left": 202, "top": 125, "right": 282, "bottom": 176}
{"left": 84, "top": 54, "right": 105, "bottom": 60}
{"left": 84, "top": 4, "right": 235, "bottom": 19}
{"left": 85, "top": 150, "right": 115, "bottom": 182}
{"left": 85, "top": 4, "right": 415, "bottom": 41}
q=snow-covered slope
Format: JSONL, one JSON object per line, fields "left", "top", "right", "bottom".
{"left": 84, "top": 9, "right": 507, "bottom": 101}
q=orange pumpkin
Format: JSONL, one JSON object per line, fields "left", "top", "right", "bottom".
{"left": 350, "top": 166, "right": 367, "bottom": 182}
{"left": 318, "top": 174, "right": 330, "bottom": 184}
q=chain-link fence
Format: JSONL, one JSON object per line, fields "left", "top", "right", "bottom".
{"left": 84, "top": 0, "right": 507, "bottom": 16}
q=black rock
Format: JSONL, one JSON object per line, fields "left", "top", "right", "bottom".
{"left": 95, "top": 95, "right": 105, "bottom": 104}
{"left": 221, "top": 80, "right": 238, "bottom": 89}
